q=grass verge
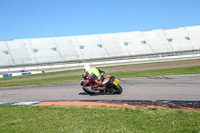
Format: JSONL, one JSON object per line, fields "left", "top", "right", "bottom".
{"left": 110, "top": 65, "right": 200, "bottom": 78}
{"left": 0, "top": 105, "right": 199, "bottom": 133}
{"left": 0, "top": 66, "right": 200, "bottom": 87}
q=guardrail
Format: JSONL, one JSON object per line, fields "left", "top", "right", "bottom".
{"left": 0, "top": 71, "right": 44, "bottom": 78}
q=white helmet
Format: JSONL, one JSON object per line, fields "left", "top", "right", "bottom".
{"left": 84, "top": 65, "right": 91, "bottom": 72}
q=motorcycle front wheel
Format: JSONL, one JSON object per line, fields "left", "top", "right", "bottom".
{"left": 114, "top": 84, "right": 123, "bottom": 94}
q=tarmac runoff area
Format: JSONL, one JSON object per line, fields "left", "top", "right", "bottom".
{"left": 0, "top": 74, "right": 200, "bottom": 109}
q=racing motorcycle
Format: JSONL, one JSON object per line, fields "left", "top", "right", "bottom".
{"left": 80, "top": 75, "right": 123, "bottom": 95}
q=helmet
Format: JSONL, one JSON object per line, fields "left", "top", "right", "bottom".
{"left": 84, "top": 65, "right": 91, "bottom": 72}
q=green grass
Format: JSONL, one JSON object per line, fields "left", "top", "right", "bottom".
{"left": 0, "top": 105, "right": 199, "bottom": 133}
{"left": 0, "top": 75, "right": 80, "bottom": 87}
{"left": 110, "top": 65, "right": 200, "bottom": 78}
{"left": 0, "top": 66, "right": 200, "bottom": 87}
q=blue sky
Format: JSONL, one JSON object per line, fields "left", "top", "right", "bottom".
{"left": 0, "top": 0, "right": 200, "bottom": 40}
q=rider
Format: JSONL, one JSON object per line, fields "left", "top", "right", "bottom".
{"left": 83, "top": 65, "right": 105, "bottom": 91}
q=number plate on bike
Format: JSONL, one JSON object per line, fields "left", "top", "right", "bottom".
{"left": 113, "top": 79, "right": 119, "bottom": 86}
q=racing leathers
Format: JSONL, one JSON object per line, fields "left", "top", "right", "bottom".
{"left": 85, "top": 67, "right": 105, "bottom": 90}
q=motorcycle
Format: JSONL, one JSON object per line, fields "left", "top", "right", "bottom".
{"left": 80, "top": 75, "right": 123, "bottom": 95}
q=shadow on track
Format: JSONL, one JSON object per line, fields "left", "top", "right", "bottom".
{"left": 79, "top": 92, "right": 116, "bottom": 96}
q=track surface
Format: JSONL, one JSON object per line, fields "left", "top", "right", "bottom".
{"left": 0, "top": 74, "right": 200, "bottom": 102}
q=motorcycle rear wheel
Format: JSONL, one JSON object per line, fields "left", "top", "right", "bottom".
{"left": 83, "top": 88, "right": 95, "bottom": 95}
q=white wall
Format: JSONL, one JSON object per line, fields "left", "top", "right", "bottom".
{"left": 0, "top": 25, "right": 200, "bottom": 67}
{"left": 118, "top": 31, "right": 153, "bottom": 56}
{"left": 30, "top": 38, "right": 62, "bottom": 63}
{"left": 142, "top": 30, "right": 173, "bottom": 53}
{"left": 76, "top": 34, "right": 110, "bottom": 59}
{"left": 0, "top": 41, "right": 15, "bottom": 67}
{"left": 53, "top": 36, "right": 79, "bottom": 61}
{"left": 164, "top": 28, "right": 197, "bottom": 51}
{"left": 185, "top": 26, "right": 200, "bottom": 50}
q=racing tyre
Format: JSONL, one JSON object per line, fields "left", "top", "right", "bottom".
{"left": 83, "top": 88, "right": 95, "bottom": 95}
{"left": 114, "top": 84, "right": 123, "bottom": 94}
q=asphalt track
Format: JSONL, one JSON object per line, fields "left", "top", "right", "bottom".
{"left": 1, "top": 54, "right": 200, "bottom": 108}
{"left": 0, "top": 74, "right": 200, "bottom": 103}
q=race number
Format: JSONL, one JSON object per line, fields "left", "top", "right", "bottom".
{"left": 113, "top": 79, "right": 119, "bottom": 86}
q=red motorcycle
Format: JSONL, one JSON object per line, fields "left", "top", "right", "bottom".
{"left": 80, "top": 75, "right": 123, "bottom": 95}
